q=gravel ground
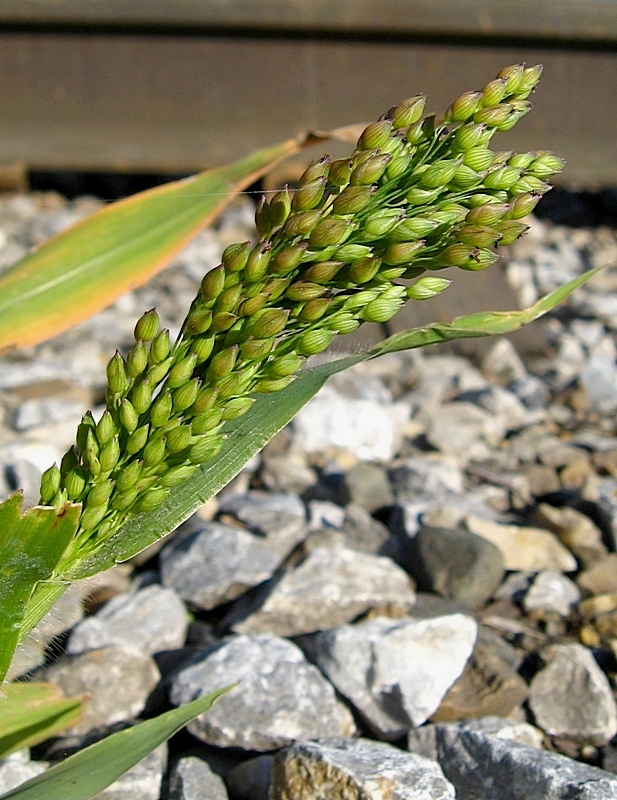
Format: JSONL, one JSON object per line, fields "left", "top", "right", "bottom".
{"left": 0, "top": 187, "right": 616, "bottom": 799}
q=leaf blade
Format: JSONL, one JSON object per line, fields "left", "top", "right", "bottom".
{"left": 0, "top": 687, "right": 231, "bottom": 800}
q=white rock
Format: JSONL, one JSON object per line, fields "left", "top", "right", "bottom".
{"left": 313, "top": 613, "right": 478, "bottom": 737}
{"left": 523, "top": 571, "right": 581, "bottom": 617}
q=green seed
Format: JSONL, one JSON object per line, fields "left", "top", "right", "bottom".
{"left": 134, "top": 308, "right": 160, "bottom": 342}
{"left": 286, "top": 281, "right": 328, "bottom": 301}
{"left": 127, "top": 340, "right": 148, "bottom": 378}
{"left": 222, "top": 241, "right": 251, "bottom": 272}
{"left": 190, "top": 332, "right": 216, "bottom": 363}
{"left": 296, "top": 328, "right": 336, "bottom": 355}
{"left": 192, "top": 409, "right": 223, "bottom": 434}
{"left": 159, "top": 464, "right": 198, "bottom": 489}
{"left": 201, "top": 265, "right": 225, "bottom": 302}
{"left": 96, "top": 410, "right": 116, "bottom": 446}
{"left": 496, "top": 63, "right": 525, "bottom": 94}
{"left": 302, "top": 260, "right": 343, "bottom": 284}
{"left": 462, "top": 147, "right": 495, "bottom": 171}
{"left": 464, "top": 202, "right": 512, "bottom": 226}
{"left": 361, "top": 296, "right": 403, "bottom": 323}
{"left": 254, "top": 376, "right": 295, "bottom": 393}
{"left": 297, "top": 297, "right": 331, "bottom": 322}
{"left": 406, "top": 276, "right": 451, "bottom": 300}
{"left": 283, "top": 209, "right": 323, "bottom": 238}
{"left": 508, "top": 192, "right": 541, "bottom": 219}
{"left": 481, "top": 77, "right": 508, "bottom": 106}
{"left": 99, "top": 435, "right": 120, "bottom": 473}
{"left": 134, "top": 487, "right": 170, "bottom": 513}
{"left": 255, "top": 194, "right": 273, "bottom": 239}
{"left": 336, "top": 244, "right": 373, "bottom": 262}
{"left": 240, "top": 337, "right": 275, "bottom": 361}
{"left": 112, "top": 487, "right": 139, "bottom": 511}
{"left": 246, "top": 308, "right": 289, "bottom": 339}
{"left": 116, "top": 460, "right": 143, "bottom": 492}
{"left": 421, "top": 159, "right": 460, "bottom": 189}
{"left": 187, "top": 436, "right": 224, "bottom": 464}
{"left": 390, "top": 217, "right": 439, "bottom": 242}
{"left": 496, "top": 220, "right": 529, "bottom": 245}
{"left": 184, "top": 308, "right": 213, "bottom": 336}
{"left": 325, "top": 311, "right": 361, "bottom": 334}
{"left": 238, "top": 293, "right": 270, "bottom": 317}
{"left": 126, "top": 424, "right": 150, "bottom": 455}
{"left": 445, "top": 90, "right": 483, "bottom": 122}
{"left": 40, "top": 464, "right": 61, "bottom": 503}
{"left": 106, "top": 351, "right": 129, "bottom": 396}
{"left": 167, "top": 353, "right": 198, "bottom": 389}
{"left": 143, "top": 434, "right": 166, "bottom": 466}
{"left": 149, "top": 329, "right": 171, "bottom": 364}
{"left": 86, "top": 478, "right": 114, "bottom": 508}
{"left": 119, "top": 399, "right": 139, "bottom": 433}
{"left": 350, "top": 153, "right": 391, "bottom": 185}
{"left": 131, "top": 379, "right": 153, "bottom": 415}
{"left": 299, "top": 155, "right": 331, "bottom": 185}
{"left": 166, "top": 425, "right": 192, "bottom": 454}
{"left": 172, "top": 377, "right": 201, "bottom": 412}
{"left": 362, "top": 209, "right": 403, "bottom": 239}
{"left": 221, "top": 397, "right": 255, "bottom": 421}
{"left": 309, "top": 217, "right": 353, "bottom": 249}
{"left": 269, "top": 186, "right": 292, "bottom": 226}
{"left": 332, "top": 185, "right": 375, "bottom": 215}
{"left": 357, "top": 119, "right": 394, "bottom": 150}
{"left": 211, "top": 312, "right": 238, "bottom": 332}
{"left": 381, "top": 240, "right": 425, "bottom": 265}
{"left": 80, "top": 503, "right": 108, "bottom": 531}
{"left": 269, "top": 242, "right": 307, "bottom": 276}
{"left": 64, "top": 467, "right": 86, "bottom": 500}
{"left": 206, "top": 345, "right": 239, "bottom": 381}
{"left": 458, "top": 224, "right": 502, "bottom": 248}
{"left": 328, "top": 158, "right": 353, "bottom": 187}
{"left": 244, "top": 243, "right": 272, "bottom": 282}
{"left": 349, "top": 256, "right": 381, "bottom": 283}
{"left": 391, "top": 94, "right": 426, "bottom": 128}
{"left": 292, "top": 177, "right": 327, "bottom": 212}
{"left": 483, "top": 165, "right": 522, "bottom": 191}
{"left": 267, "top": 351, "right": 302, "bottom": 378}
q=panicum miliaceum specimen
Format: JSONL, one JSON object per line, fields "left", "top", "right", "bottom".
{"left": 40, "top": 63, "right": 564, "bottom": 564}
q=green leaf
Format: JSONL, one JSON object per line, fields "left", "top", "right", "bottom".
{"left": 0, "top": 140, "right": 302, "bottom": 354}
{"left": 0, "top": 686, "right": 231, "bottom": 800}
{"left": 0, "top": 495, "right": 80, "bottom": 681}
{"left": 0, "top": 682, "right": 83, "bottom": 759}
{"left": 60, "top": 266, "right": 602, "bottom": 581}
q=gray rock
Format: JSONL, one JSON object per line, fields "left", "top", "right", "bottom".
{"left": 529, "top": 643, "right": 617, "bottom": 745}
{"left": 407, "top": 354, "right": 488, "bottom": 405}
{"left": 405, "top": 525, "right": 504, "bottom": 608}
{"left": 432, "top": 639, "right": 529, "bottom": 722}
{"left": 95, "top": 745, "right": 166, "bottom": 800}
{"left": 271, "top": 738, "right": 455, "bottom": 800}
{"left": 306, "top": 499, "right": 346, "bottom": 532}
{"left": 231, "top": 545, "right": 415, "bottom": 637}
{"left": 342, "top": 461, "right": 394, "bottom": 512}
{"left": 465, "top": 516, "right": 578, "bottom": 572}
{"left": 409, "top": 722, "right": 617, "bottom": 800}
{"left": 166, "top": 755, "right": 228, "bottom": 800}
{"left": 313, "top": 613, "right": 477, "bottom": 737}
{"left": 67, "top": 584, "right": 187, "bottom": 656}
{"left": 217, "top": 491, "right": 308, "bottom": 559}
{"left": 418, "top": 401, "right": 507, "bottom": 461}
{"left": 581, "top": 347, "right": 617, "bottom": 414}
{"left": 342, "top": 502, "right": 391, "bottom": 554}
{"left": 291, "top": 381, "right": 410, "bottom": 462}
{"left": 583, "top": 477, "right": 617, "bottom": 551}
{"left": 535, "top": 502, "right": 608, "bottom": 568}
{"left": 226, "top": 755, "right": 273, "bottom": 800}
{"left": 0, "top": 752, "right": 47, "bottom": 793}
{"left": 481, "top": 338, "right": 528, "bottom": 385}
{"left": 522, "top": 571, "right": 581, "bottom": 617}
{"left": 389, "top": 456, "right": 465, "bottom": 505}
{"left": 160, "top": 521, "right": 287, "bottom": 611}
{"left": 170, "top": 634, "right": 355, "bottom": 751}
{"left": 38, "top": 646, "right": 160, "bottom": 736}
{"left": 578, "top": 554, "right": 617, "bottom": 596}
{"left": 408, "top": 716, "right": 544, "bottom": 757}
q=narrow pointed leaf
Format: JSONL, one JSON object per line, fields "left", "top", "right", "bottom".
{"left": 0, "top": 140, "right": 301, "bottom": 353}
{"left": 0, "top": 682, "right": 83, "bottom": 758}
{"left": 0, "top": 686, "right": 231, "bottom": 800}
{"left": 0, "top": 495, "right": 80, "bottom": 681}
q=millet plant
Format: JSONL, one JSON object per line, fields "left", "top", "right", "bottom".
{"left": 38, "top": 62, "right": 563, "bottom": 573}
